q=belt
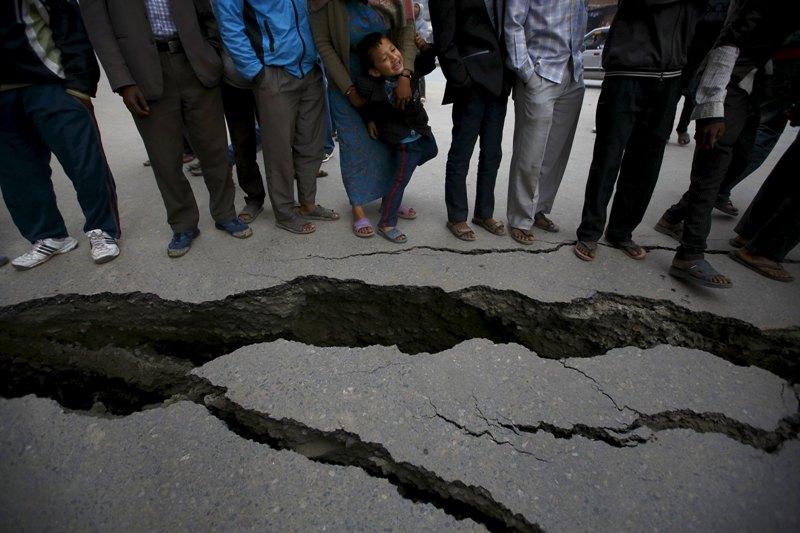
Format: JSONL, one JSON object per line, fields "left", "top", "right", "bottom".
{"left": 155, "top": 39, "right": 183, "bottom": 53}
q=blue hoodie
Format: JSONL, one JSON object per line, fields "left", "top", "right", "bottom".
{"left": 214, "top": 0, "right": 318, "bottom": 81}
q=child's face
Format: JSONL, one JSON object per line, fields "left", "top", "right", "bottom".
{"left": 368, "top": 38, "right": 405, "bottom": 77}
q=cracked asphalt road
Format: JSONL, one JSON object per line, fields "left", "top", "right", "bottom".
{"left": 1, "top": 76, "right": 799, "bottom": 531}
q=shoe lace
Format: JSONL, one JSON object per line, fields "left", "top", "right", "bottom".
{"left": 88, "top": 230, "right": 114, "bottom": 251}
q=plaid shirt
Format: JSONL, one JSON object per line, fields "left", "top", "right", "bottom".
{"left": 504, "top": 0, "right": 588, "bottom": 84}
{"left": 144, "top": 0, "right": 179, "bottom": 40}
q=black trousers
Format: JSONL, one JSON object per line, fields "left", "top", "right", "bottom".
{"left": 663, "top": 84, "right": 760, "bottom": 260}
{"left": 735, "top": 133, "right": 800, "bottom": 262}
{"left": 221, "top": 82, "right": 265, "bottom": 206}
{"left": 444, "top": 86, "right": 508, "bottom": 223}
{"left": 577, "top": 76, "right": 681, "bottom": 243}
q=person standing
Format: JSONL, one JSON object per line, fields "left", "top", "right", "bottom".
{"left": 1, "top": 0, "right": 121, "bottom": 270}
{"left": 81, "top": 0, "right": 252, "bottom": 258}
{"left": 656, "top": 1, "right": 799, "bottom": 288}
{"left": 573, "top": 0, "right": 707, "bottom": 262}
{"left": 310, "top": 0, "right": 417, "bottom": 238}
{"left": 504, "top": 0, "right": 587, "bottom": 244}
{"left": 430, "top": 0, "right": 512, "bottom": 241}
{"left": 216, "top": 0, "right": 339, "bottom": 235}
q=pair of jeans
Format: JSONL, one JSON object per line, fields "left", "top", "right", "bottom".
{"left": 577, "top": 76, "right": 681, "bottom": 243}
{"left": 379, "top": 135, "right": 438, "bottom": 228}
{"left": 663, "top": 84, "right": 759, "bottom": 260}
{"left": 735, "top": 133, "right": 800, "bottom": 262}
{"left": 444, "top": 86, "right": 508, "bottom": 223}
{"left": 221, "top": 82, "right": 265, "bottom": 207}
{"left": 716, "top": 59, "right": 799, "bottom": 204}
{"left": 0, "top": 85, "right": 120, "bottom": 243}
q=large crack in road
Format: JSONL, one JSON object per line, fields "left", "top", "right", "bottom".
{"left": 2, "top": 276, "right": 799, "bottom": 530}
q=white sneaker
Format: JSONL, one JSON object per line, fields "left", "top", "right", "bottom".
{"left": 86, "top": 229, "right": 120, "bottom": 264}
{"left": 12, "top": 237, "right": 79, "bottom": 270}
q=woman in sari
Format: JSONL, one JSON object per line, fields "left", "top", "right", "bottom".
{"left": 310, "top": 0, "right": 418, "bottom": 237}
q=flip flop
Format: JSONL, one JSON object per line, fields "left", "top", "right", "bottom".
{"left": 654, "top": 218, "right": 683, "bottom": 241}
{"left": 669, "top": 259, "right": 733, "bottom": 289}
{"left": 379, "top": 205, "right": 417, "bottom": 220}
{"left": 509, "top": 227, "right": 535, "bottom": 245}
{"left": 296, "top": 204, "right": 340, "bottom": 221}
{"left": 606, "top": 239, "right": 647, "bottom": 260}
{"left": 574, "top": 240, "right": 597, "bottom": 261}
{"left": 729, "top": 249, "right": 794, "bottom": 282}
{"left": 352, "top": 217, "right": 374, "bottom": 238}
{"left": 446, "top": 221, "right": 476, "bottom": 241}
{"left": 276, "top": 216, "right": 315, "bottom": 234}
{"left": 377, "top": 226, "right": 407, "bottom": 244}
{"left": 533, "top": 213, "right": 559, "bottom": 233}
{"left": 472, "top": 217, "right": 506, "bottom": 236}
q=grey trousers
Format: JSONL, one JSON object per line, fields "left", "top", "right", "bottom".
{"left": 256, "top": 65, "right": 324, "bottom": 223}
{"left": 133, "top": 51, "right": 236, "bottom": 233}
{"left": 507, "top": 67, "right": 584, "bottom": 230}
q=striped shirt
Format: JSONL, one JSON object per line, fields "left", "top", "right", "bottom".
{"left": 504, "top": 0, "right": 588, "bottom": 84}
{"left": 144, "top": 0, "right": 179, "bottom": 40}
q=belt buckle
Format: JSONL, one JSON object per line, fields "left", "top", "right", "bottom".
{"left": 167, "top": 39, "right": 180, "bottom": 53}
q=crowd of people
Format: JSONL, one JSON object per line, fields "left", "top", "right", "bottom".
{"left": 1, "top": 0, "right": 798, "bottom": 287}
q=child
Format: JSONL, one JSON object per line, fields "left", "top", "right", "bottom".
{"left": 355, "top": 32, "right": 438, "bottom": 243}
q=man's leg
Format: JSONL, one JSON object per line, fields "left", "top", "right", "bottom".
{"left": 293, "top": 68, "right": 325, "bottom": 210}
{"left": 24, "top": 85, "right": 120, "bottom": 239}
{"left": 576, "top": 77, "right": 639, "bottom": 244}
{"left": 506, "top": 76, "right": 558, "bottom": 232}
{"left": 676, "top": 86, "right": 752, "bottom": 260}
{"left": 0, "top": 88, "right": 68, "bottom": 242}
{"left": 176, "top": 55, "right": 236, "bottom": 225}
{"left": 606, "top": 77, "right": 681, "bottom": 244}
{"left": 445, "top": 89, "right": 484, "bottom": 223}
{"left": 221, "top": 82, "right": 265, "bottom": 208}
{"left": 474, "top": 93, "right": 508, "bottom": 221}
{"left": 535, "top": 77, "right": 584, "bottom": 216}
{"left": 133, "top": 53, "right": 200, "bottom": 234}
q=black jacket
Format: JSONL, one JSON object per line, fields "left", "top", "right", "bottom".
{"left": 715, "top": 0, "right": 800, "bottom": 84}
{"left": 429, "top": 0, "right": 512, "bottom": 104}
{"left": 0, "top": 0, "right": 100, "bottom": 96}
{"left": 355, "top": 49, "right": 436, "bottom": 146}
{"left": 602, "top": 0, "right": 708, "bottom": 77}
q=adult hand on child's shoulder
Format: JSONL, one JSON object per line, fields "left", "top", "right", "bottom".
{"left": 367, "top": 121, "right": 379, "bottom": 140}
{"left": 395, "top": 76, "right": 412, "bottom": 110}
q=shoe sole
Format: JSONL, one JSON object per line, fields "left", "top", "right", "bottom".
{"left": 93, "top": 251, "right": 120, "bottom": 265}
{"left": 668, "top": 265, "right": 733, "bottom": 289}
{"left": 12, "top": 238, "right": 79, "bottom": 271}
{"left": 217, "top": 226, "right": 253, "bottom": 239}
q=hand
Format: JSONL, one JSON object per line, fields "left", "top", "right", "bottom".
{"left": 786, "top": 105, "right": 799, "bottom": 127}
{"left": 414, "top": 34, "right": 429, "bottom": 51}
{"left": 395, "top": 75, "right": 412, "bottom": 110}
{"left": 696, "top": 120, "right": 725, "bottom": 150}
{"left": 367, "top": 121, "right": 379, "bottom": 140}
{"left": 347, "top": 87, "right": 367, "bottom": 109}
{"left": 120, "top": 85, "right": 150, "bottom": 117}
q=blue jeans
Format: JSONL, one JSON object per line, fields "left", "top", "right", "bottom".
{"left": 444, "top": 87, "right": 508, "bottom": 222}
{"left": 379, "top": 135, "right": 438, "bottom": 228}
{"left": 0, "top": 85, "right": 120, "bottom": 242}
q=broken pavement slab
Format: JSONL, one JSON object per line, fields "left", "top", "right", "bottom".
{"left": 0, "top": 397, "right": 478, "bottom": 532}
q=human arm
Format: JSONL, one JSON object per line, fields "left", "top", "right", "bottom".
{"left": 44, "top": 0, "right": 100, "bottom": 98}
{"left": 429, "top": 0, "right": 471, "bottom": 87}
{"left": 504, "top": 0, "right": 534, "bottom": 82}
{"left": 79, "top": 0, "right": 136, "bottom": 92}
{"left": 213, "top": 0, "right": 263, "bottom": 80}
{"left": 309, "top": 4, "right": 355, "bottom": 95}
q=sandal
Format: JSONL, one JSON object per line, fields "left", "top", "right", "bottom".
{"left": 574, "top": 240, "right": 597, "bottom": 261}
{"left": 238, "top": 203, "right": 263, "bottom": 224}
{"left": 472, "top": 217, "right": 506, "bottom": 236}
{"left": 509, "top": 227, "right": 535, "bottom": 245}
{"left": 654, "top": 217, "right": 683, "bottom": 241}
{"left": 728, "top": 235, "right": 748, "bottom": 249}
{"left": 729, "top": 249, "right": 794, "bottom": 282}
{"left": 352, "top": 217, "right": 374, "bottom": 238}
{"left": 533, "top": 213, "right": 559, "bottom": 233}
{"left": 606, "top": 238, "right": 647, "bottom": 260}
{"left": 317, "top": 169, "right": 329, "bottom": 178}
{"left": 669, "top": 258, "right": 733, "bottom": 289}
{"left": 714, "top": 199, "right": 739, "bottom": 217}
{"left": 377, "top": 226, "right": 407, "bottom": 244}
{"left": 446, "top": 221, "right": 476, "bottom": 241}
{"left": 296, "top": 204, "right": 340, "bottom": 221}
{"left": 379, "top": 204, "right": 417, "bottom": 220}
{"left": 276, "top": 216, "right": 315, "bottom": 234}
